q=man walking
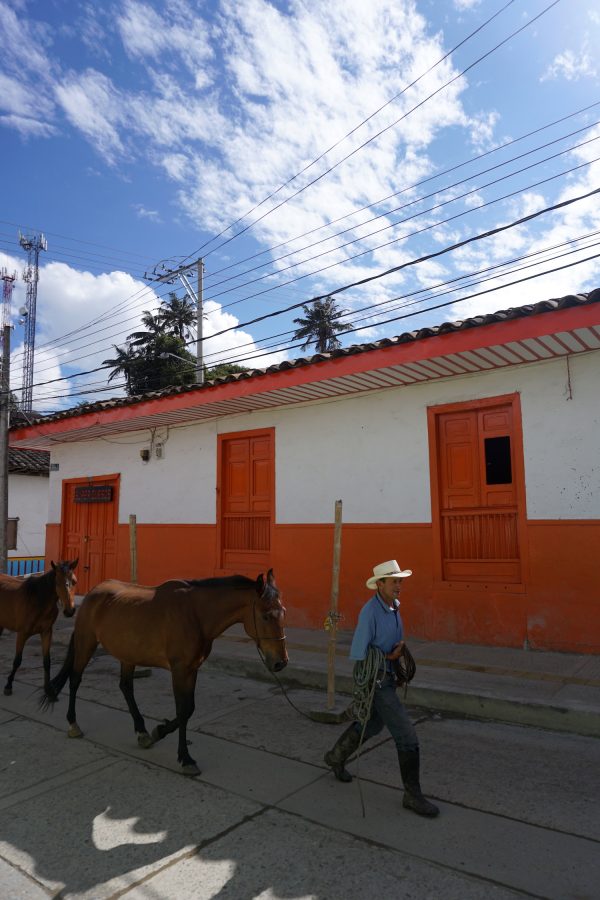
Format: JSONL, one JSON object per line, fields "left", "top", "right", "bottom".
{"left": 324, "top": 560, "right": 439, "bottom": 818}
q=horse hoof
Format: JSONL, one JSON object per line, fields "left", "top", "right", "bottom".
{"left": 180, "top": 763, "right": 201, "bottom": 777}
{"left": 68, "top": 723, "right": 84, "bottom": 739}
{"left": 137, "top": 732, "right": 154, "bottom": 749}
{"left": 3, "top": 687, "right": 12, "bottom": 696}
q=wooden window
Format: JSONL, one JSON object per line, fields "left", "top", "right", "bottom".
{"left": 428, "top": 394, "right": 525, "bottom": 585}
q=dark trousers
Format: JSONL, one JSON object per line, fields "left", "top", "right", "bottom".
{"left": 355, "top": 673, "right": 419, "bottom": 752}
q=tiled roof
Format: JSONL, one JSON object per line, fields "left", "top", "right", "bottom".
{"left": 8, "top": 448, "right": 50, "bottom": 475}
{"left": 9, "top": 288, "right": 600, "bottom": 430}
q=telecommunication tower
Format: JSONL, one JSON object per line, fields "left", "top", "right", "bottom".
{"left": 19, "top": 231, "right": 47, "bottom": 411}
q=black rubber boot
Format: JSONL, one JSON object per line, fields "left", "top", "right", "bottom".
{"left": 324, "top": 724, "right": 361, "bottom": 782}
{"left": 398, "top": 749, "right": 440, "bottom": 817}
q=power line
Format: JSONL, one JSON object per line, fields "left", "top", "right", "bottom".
{"left": 10, "top": 188, "right": 599, "bottom": 400}
{"left": 202, "top": 100, "right": 600, "bottom": 282}
{"left": 202, "top": 130, "right": 600, "bottom": 301}
{"left": 175, "top": 0, "right": 520, "bottom": 267}
{"left": 201, "top": 154, "right": 600, "bottom": 311}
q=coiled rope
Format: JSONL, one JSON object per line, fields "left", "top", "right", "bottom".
{"left": 350, "top": 644, "right": 417, "bottom": 817}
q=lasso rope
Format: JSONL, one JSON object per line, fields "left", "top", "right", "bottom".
{"left": 352, "top": 647, "right": 386, "bottom": 726}
{"left": 350, "top": 645, "right": 417, "bottom": 817}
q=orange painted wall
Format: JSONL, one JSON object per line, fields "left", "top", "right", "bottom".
{"left": 47, "top": 518, "right": 600, "bottom": 652}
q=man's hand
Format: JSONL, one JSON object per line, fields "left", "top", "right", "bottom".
{"left": 386, "top": 641, "right": 405, "bottom": 661}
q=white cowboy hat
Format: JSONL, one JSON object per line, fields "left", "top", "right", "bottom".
{"left": 366, "top": 559, "right": 413, "bottom": 590}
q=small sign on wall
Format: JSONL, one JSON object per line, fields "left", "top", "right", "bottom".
{"left": 49, "top": 463, "right": 59, "bottom": 471}
{"left": 74, "top": 485, "right": 113, "bottom": 503}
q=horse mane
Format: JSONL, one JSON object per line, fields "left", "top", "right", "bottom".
{"left": 184, "top": 575, "right": 256, "bottom": 590}
{"left": 23, "top": 568, "right": 55, "bottom": 599}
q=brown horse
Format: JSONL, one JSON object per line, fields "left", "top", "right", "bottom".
{"left": 0, "top": 559, "right": 78, "bottom": 696}
{"left": 41, "top": 569, "right": 287, "bottom": 775}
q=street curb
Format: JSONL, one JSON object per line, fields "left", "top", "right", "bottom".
{"left": 205, "top": 652, "right": 600, "bottom": 739}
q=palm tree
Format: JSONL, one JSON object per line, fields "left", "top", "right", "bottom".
{"left": 102, "top": 344, "right": 140, "bottom": 393}
{"left": 127, "top": 310, "right": 165, "bottom": 349}
{"left": 292, "top": 296, "right": 352, "bottom": 354}
{"left": 158, "top": 292, "right": 198, "bottom": 340}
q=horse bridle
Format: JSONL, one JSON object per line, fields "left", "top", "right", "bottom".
{"left": 252, "top": 586, "right": 287, "bottom": 648}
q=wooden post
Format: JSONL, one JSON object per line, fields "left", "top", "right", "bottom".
{"left": 327, "top": 499, "right": 343, "bottom": 710}
{"left": 129, "top": 514, "right": 137, "bottom": 583}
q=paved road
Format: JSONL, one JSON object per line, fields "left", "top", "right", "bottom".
{"left": 0, "top": 638, "right": 598, "bottom": 899}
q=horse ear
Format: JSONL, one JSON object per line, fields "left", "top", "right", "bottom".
{"left": 51, "top": 560, "right": 56, "bottom": 570}
{"left": 256, "top": 573, "right": 265, "bottom": 593}
{"left": 71, "top": 558, "right": 79, "bottom": 569}
{"left": 267, "top": 568, "right": 274, "bottom": 584}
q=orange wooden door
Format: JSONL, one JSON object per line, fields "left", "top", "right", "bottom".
{"left": 61, "top": 477, "right": 118, "bottom": 594}
{"left": 436, "top": 403, "right": 520, "bottom": 583}
{"left": 219, "top": 430, "right": 273, "bottom": 573}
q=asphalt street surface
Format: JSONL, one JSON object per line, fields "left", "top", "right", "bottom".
{"left": 0, "top": 634, "right": 598, "bottom": 899}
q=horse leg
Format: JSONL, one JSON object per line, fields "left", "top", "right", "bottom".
{"left": 4, "top": 632, "right": 28, "bottom": 696}
{"left": 173, "top": 668, "right": 199, "bottom": 775}
{"left": 118, "top": 663, "right": 153, "bottom": 748}
{"left": 66, "top": 635, "right": 98, "bottom": 739}
{"left": 40, "top": 629, "right": 52, "bottom": 694}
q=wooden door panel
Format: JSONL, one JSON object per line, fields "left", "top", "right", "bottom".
{"left": 219, "top": 431, "right": 273, "bottom": 572}
{"left": 61, "top": 477, "right": 118, "bottom": 594}
{"left": 62, "top": 484, "right": 88, "bottom": 579}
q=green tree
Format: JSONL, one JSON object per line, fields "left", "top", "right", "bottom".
{"left": 127, "top": 310, "right": 165, "bottom": 350}
{"left": 205, "top": 362, "right": 248, "bottom": 381}
{"left": 292, "top": 296, "right": 352, "bottom": 353}
{"left": 103, "top": 344, "right": 140, "bottom": 393}
{"left": 157, "top": 292, "right": 197, "bottom": 340}
{"left": 103, "top": 335, "right": 197, "bottom": 396}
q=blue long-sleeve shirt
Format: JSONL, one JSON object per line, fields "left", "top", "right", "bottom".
{"left": 350, "top": 594, "right": 404, "bottom": 670}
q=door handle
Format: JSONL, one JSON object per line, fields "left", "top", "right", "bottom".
{"left": 84, "top": 565, "right": 90, "bottom": 571}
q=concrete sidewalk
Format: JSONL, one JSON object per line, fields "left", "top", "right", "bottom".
{"left": 52, "top": 614, "right": 600, "bottom": 738}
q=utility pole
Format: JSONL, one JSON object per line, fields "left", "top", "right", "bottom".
{"left": 0, "top": 324, "right": 11, "bottom": 574}
{"left": 144, "top": 256, "right": 205, "bottom": 385}
{"left": 196, "top": 258, "right": 204, "bottom": 384}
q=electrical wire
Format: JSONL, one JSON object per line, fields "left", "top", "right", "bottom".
{"left": 180, "top": 0, "right": 558, "bottom": 267}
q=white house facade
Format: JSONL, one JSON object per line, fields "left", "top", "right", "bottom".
{"left": 10, "top": 290, "right": 600, "bottom": 652}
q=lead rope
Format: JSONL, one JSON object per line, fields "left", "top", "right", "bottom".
{"left": 252, "top": 593, "right": 317, "bottom": 721}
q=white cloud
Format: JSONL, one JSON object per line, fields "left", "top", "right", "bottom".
{"left": 133, "top": 204, "right": 162, "bottom": 222}
{"left": 541, "top": 49, "right": 597, "bottom": 82}
{"left": 454, "top": 0, "right": 481, "bottom": 9}
{"left": 0, "top": 249, "right": 286, "bottom": 408}
{"left": 55, "top": 70, "right": 126, "bottom": 162}
{"left": 468, "top": 110, "right": 500, "bottom": 152}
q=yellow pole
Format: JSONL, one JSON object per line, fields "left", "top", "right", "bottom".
{"left": 327, "top": 499, "right": 343, "bottom": 710}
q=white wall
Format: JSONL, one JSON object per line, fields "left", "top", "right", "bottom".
{"left": 49, "top": 424, "right": 219, "bottom": 524}
{"left": 8, "top": 474, "right": 49, "bottom": 557}
{"left": 47, "top": 350, "right": 600, "bottom": 526}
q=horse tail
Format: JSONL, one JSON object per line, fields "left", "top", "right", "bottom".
{"left": 39, "top": 633, "right": 75, "bottom": 710}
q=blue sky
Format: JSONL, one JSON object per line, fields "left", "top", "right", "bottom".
{"left": 1, "top": 0, "right": 599, "bottom": 410}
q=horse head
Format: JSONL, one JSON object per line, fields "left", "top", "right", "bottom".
{"left": 248, "top": 568, "right": 288, "bottom": 673}
{"left": 51, "top": 559, "right": 79, "bottom": 617}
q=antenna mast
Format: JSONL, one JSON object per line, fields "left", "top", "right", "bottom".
{"left": 19, "top": 231, "right": 47, "bottom": 411}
